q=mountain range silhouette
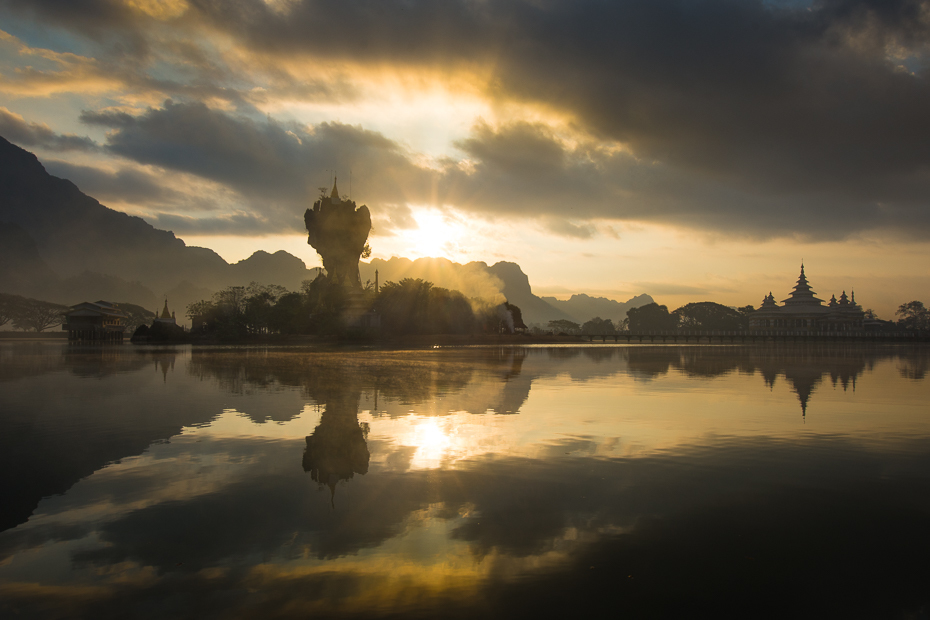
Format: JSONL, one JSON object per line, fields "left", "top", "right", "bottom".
{"left": 0, "top": 135, "right": 650, "bottom": 324}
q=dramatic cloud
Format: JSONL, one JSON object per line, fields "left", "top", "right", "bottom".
{"left": 196, "top": 0, "right": 930, "bottom": 237}
{"left": 151, "top": 212, "right": 283, "bottom": 235}
{"left": 441, "top": 120, "right": 928, "bottom": 238}
{"left": 0, "top": 107, "right": 97, "bottom": 151}
{"left": 3, "top": 0, "right": 930, "bottom": 240}
{"left": 43, "top": 159, "right": 184, "bottom": 204}
{"left": 166, "top": 0, "right": 930, "bottom": 182}
{"left": 70, "top": 100, "right": 930, "bottom": 239}
{"left": 79, "top": 100, "right": 434, "bottom": 233}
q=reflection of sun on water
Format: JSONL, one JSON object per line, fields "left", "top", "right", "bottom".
{"left": 364, "top": 411, "right": 512, "bottom": 471}
{"left": 410, "top": 418, "right": 453, "bottom": 469}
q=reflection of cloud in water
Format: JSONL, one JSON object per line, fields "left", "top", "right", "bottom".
{"left": 2, "top": 342, "right": 924, "bottom": 533}
{"left": 2, "top": 343, "right": 929, "bottom": 618}
{"left": 4, "top": 433, "right": 930, "bottom": 618}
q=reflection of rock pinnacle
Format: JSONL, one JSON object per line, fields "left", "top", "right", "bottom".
{"left": 302, "top": 389, "right": 370, "bottom": 507}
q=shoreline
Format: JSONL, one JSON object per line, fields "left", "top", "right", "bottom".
{"left": 0, "top": 332, "right": 68, "bottom": 339}
{"left": 3, "top": 331, "right": 926, "bottom": 346}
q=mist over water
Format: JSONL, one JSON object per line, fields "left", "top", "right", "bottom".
{"left": 1, "top": 343, "right": 929, "bottom": 618}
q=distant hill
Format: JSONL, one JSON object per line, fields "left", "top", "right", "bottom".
{"left": 1, "top": 135, "right": 651, "bottom": 325}
{"left": 0, "top": 135, "right": 320, "bottom": 320}
{"left": 486, "top": 262, "right": 576, "bottom": 326}
{"left": 0, "top": 136, "right": 224, "bottom": 291}
{"left": 361, "top": 257, "right": 576, "bottom": 326}
{"left": 0, "top": 223, "right": 60, "bottom": 298}
{"left": 541, "top": 293, "right": 655, "bottom": 325}
{"left": 0, "top": 224, "right": 160, "bottom": 309}
{"left": 230, "top": 250, "right": 318, "bottom": 293}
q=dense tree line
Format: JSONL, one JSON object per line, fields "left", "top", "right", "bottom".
{"left": 620, "top": 300, "right": 930, "bottom": 332}
{"left": 5, "top": 289, "right": 923, "bottom": 339}
{"left": 375, "top": 279, "right": 471, "bottom": 335}
{"left": 186, "top": 282, "right": 308, "bottom": 339}
{"left": 623, "top": 302, "right": 756, "bottom": 332}
{"left": 533, "top": 298, "right": 930, "bottom": 335}
{"left": 185, "top": 277, "right": 524, "bottom": 339}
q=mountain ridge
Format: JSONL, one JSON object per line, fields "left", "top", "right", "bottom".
{"left": 541, "top": 293, "right": 655, "bottom": 326}
{"left": 0, "top": 135, "right": 319, "bottom": 316}
{"left": 0, "top": 135, "right": 650, "bottom": 326}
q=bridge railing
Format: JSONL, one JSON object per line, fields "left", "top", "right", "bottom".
{"left": 580, "top": 330, "right": 920, "bottom": 339}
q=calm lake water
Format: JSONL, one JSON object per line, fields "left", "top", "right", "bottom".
{"left": 1, "top": 342, "right": 929, "bottom": 619}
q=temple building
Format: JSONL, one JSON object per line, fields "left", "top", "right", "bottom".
{"left": 62, "top": 300, "right": 128, "bottom": 342}
{"left": 748, "top": 265, "right": 865, "bottom": 332}
{"left": 154, "top": 298, "right": 176, "bottom": 325}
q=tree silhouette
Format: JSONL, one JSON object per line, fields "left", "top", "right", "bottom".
{"left": 627, "top": 303, "right": 676, "bottom": 331}
{"left": 896, "top": 301, "right": 929, "bottom": 330}
{"left": 0, "top": 294, "right": 14, "bottom": 328}
{"left": 582, "top": 317, "right": 616, "bottom": 334}
{"left": 548, "top": 319, "right": 581, "bottom": 334}
{"left": 12, "top": 298, "right": 67, "bottom": 332}
{"left": 374, "top": 278, "right": 485, "bottom": 335}
{"left": 673, "top": 302, "right": 744, "bottom": 330}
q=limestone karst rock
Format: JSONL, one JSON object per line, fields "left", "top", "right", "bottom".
{"left": 304, "top": 179, "right": 372, "bottom": 289}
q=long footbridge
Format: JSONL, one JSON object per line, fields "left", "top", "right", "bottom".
{"left": 580, "top": 330, "right": 926, "bottom": 343}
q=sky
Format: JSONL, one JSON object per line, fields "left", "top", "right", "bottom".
{"left": 0, "top": 0, "right": 929, "bottom": 317}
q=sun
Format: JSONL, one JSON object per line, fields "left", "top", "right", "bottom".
{"left": 402, "top": 208, "right": 462, "bottom": 260}
{"left": 371, "top": 206, "right": 492, "bottom": 263}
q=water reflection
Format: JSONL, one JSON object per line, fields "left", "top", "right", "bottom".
{"left": 187, "top": 347, "right": 532, "bottom": 419}
{"left": 1, "top": 343, "right": 926, "bottom": 534}
{"left": 0, "top": 342, "right": 928, "bottom": 618}
{"left": 625, "top": 345, "right": 878, "bottom": 416}
{"left": 302, "top": 372, "right": 370, "bottom": 504}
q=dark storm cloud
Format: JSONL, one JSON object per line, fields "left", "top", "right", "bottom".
{"left": 0, "top": 0, "right": 133, "bottom": 30}
{"left": 15, "top": 435, "right": 930, "bottom": 618}
{"left": 456, "top": 121, "right": 567, "bottom": 177}
{"left": 443, "top": 120, "right": 925, "bottom": 238}
{"left": 14, "top": 0, "right": 925, "bottom": 237}
{"left": 181, "top": 0, "right": 930, "bottom": 236}
{"left": 0, "top": 0, "right": 149, "bottom": 49}
{"left": 78, "top": 100, "right": 930, "bottom": 238}
{"left": 0, "top": 107, "right": 97, "bottom": 152}
{"left": 80, "top": 100, "right": 433, "bottom": 234}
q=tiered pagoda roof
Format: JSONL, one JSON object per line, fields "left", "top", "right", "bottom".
{"left": 760, "top": 292, "right": 778, "bottom": 309}
{"left": 781, "top": 264, "right": 825, "bottom": 307}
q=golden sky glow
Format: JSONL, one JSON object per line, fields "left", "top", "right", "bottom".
{"left": 1, "top": 0, "right": 929, "bottom": 315}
